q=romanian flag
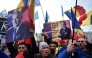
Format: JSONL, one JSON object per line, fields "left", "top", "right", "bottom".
{"left": 45, "top": 11, "right": 50, "bottom": 23}
{"left": 65, "top": 5, "right": 85, "bottom": 19}
{"left": 79, "top": 10, "right": 92, "bottom": 26}
{"left": 16, "top": 0, "right": 34, "bottom": 28}
{"left": 71, "top": 8, "right": 84, "bottom": 41}
{"left": 17, "top": 0, "right": 34, "bottom": 45}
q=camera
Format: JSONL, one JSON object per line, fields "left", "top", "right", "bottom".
{"left": 74, "top": 43, "right": 79, "bottom": 47}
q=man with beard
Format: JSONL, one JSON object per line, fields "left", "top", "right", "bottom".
{"left": 49, "top": 41, "right": 57, "bottom": 56}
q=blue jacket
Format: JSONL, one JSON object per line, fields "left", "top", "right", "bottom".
{"left": 0, "top": 50, "right": 9, "bottom": 58}
{"left": 58, "top": 47, "right": 88, "bottom": 58}
{"left": 56, "top": 46, "right": 67, "bottom": 57}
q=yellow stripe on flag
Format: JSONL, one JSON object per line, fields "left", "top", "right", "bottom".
{"left": 16, "top": 0, "right": 24, "bottom": 8}
{"left": 74, "top": 29, "right": 84, "bottom": 35}
{"left": 81, "top": 10, "right": 92, "bottom": 26}
{"left": 29, "top": 0, "right": 35, "bottom": 22}
{"left": 81, "top": 16, "right": 90, "bottom": 26}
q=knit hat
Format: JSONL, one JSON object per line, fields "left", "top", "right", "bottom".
{"left": 39, "top": 42, "right": 49, "bottom": 52}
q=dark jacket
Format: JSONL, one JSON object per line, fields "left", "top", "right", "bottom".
{"left": 7, "top": 37, "right": 37, "bottom": 58}
{"left": 6, "top": 23, "right": 30, "bottom": 43}
{"left": 59, "top": 27, "right": 71, "bottom": 39}
{"left": 34, "top": 54, "right": 56, "bottom": 58}
{"left": 44, "top": 35, "right": 51, "bottom": 45}
{"left": 83, "top": 48, "right": 92, "bottom": 58}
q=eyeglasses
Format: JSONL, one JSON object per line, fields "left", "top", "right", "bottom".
{"left": 78, "top": 41, "right": 84, "bottom": 42}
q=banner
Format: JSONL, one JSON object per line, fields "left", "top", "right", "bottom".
{"left": 6, "top": 5, "right": 31, "bottom": 43}
{"left": 44, "top": 20, "right": 71, "bottom": 40}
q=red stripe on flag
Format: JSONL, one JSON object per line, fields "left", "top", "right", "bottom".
{"left": 79, "top": 13, "right": 87, "bottom": 25}
{"left": 28, "top": 1, "right": 34, "bottom": 29}
{"left": 74, "top": 32, "right": 85, "bottom": 41}
{"left": 74, "top": 5, "right": 86, "bottom": 15}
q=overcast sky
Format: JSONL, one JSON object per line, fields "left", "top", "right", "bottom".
{"left": 0, "top": 0, "right": 92, "bottom": 33}
{"left": 35, "top": 0, "right": 92, "bottom": 33}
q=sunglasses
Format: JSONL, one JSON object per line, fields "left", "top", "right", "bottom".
{"left": 78, "top": 41, "right": 84, "bottom": 42}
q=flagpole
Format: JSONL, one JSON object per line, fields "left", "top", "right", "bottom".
{"left": 38, "top": 0, "right": 45, "bottom": 32}
{"left": 35, "top": 0, "right": 45, "bottom": 33}
{"left": 40, "top": 4, "right": 45, "bottom": 20}
{"left": 71, "top": 1, "right": 78, "bottom": 57}
{"left": 72, "top": 0, "right": 78, "bottom": 43}
{"left": 86, "top": 15, "right": 92, "bottom": 36}
{"left": 38, "top": 18, "right": 42, "bottom": 32}
{"left": 86, "top": 25, "right": 92, "bottom": 36}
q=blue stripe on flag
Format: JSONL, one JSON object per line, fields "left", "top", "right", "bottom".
{"left": 71, "top": 7, "right": 81, "bottom": 29}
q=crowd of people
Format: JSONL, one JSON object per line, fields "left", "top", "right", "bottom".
{"left": 0, "top": 10, "right": 92, "bottom": 58}
{"left": 0, "top": 28, "right": 92, "bottom": 58}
